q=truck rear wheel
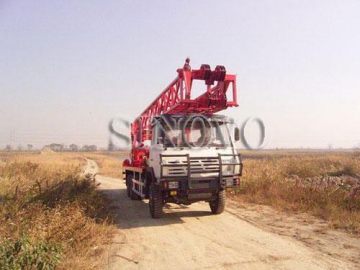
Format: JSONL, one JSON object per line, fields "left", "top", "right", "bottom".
{"left": 209, "top": 190, "right": 225, "bottom": 214}
{"left": 149, "top": 183, "right": 163, "bottom": 219}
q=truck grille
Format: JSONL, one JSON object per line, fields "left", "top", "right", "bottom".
{"left": 160, "top": 153, "right": 243, "bottom": 190}
{"left": 166, "top": 157, "right": 220, "bottom": 176}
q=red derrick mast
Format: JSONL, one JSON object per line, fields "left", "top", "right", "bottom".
{"left": 128, "top": 58, "right": 239, "bottom": 168}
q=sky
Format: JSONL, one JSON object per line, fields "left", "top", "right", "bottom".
{"left": 1, "top": 0, "right": 360, "bottom": 150}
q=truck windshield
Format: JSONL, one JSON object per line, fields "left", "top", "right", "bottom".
{"left": 154, "top": 117, "right": 232, "bottom": 148}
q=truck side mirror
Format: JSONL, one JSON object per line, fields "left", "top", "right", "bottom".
{"left": 234, "top": 127, "right": 240, "bottom": 141}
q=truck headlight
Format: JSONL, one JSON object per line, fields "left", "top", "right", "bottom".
{"left": 222, "top": 165, "right": 233, "bottom": 175}
{"left": 222, "top": 159, "right": 233, "bottom": 175}
{"left": 222, "top": 158, "right": 238, "bottom": 175}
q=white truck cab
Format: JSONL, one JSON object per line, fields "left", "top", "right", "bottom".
{"left": 131, "top": 114, "right": 243, "bottom": 218}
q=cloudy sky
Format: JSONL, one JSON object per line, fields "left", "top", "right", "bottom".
{"left": 1, "top": 0, "right": 359, "bottom": 149}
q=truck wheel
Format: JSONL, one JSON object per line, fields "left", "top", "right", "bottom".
{"left": 209, "top": 190, "right": 226, "bottom": 214}
{"left": 144, "top": 173, "right": 152, "bottom": 199}
{"left": 149, "top": 183, "right": 163, "bottom": 219}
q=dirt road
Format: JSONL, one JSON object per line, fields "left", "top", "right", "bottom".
{"left": 85, "top": 159, "right": 360, "bottom": 270}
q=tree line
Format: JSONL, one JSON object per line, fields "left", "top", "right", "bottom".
{"left": 3, "top": 143, "right": 98, "bottom": 152}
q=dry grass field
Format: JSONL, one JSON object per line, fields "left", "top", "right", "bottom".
{"left": 235, "top": 150, "right": 360, "bottom": 235}
{"left": 1, "top": 149, "right": 359, "bottom": 269}
{"left": 0, "top": 151, "right": 114, "bottom": 269}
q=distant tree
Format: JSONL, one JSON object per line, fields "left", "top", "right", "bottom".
{"left": 81, "top": 145, "right": 97, "bottom": 152}
{"left": 89, "top": 145, "right": 97, "bottom": 152}
{"left": 82, "top": 145, "right": 90, "bottom": 152}
{"left": 5, "top": 144, "right": 12, "bottom": 151}
{"left": 69, "top": 144, "right": 78, "bottom": 152}
{"left": 27, "top": 144, "right": 33, "bottom": 151}
{"left": 18, "top": 144, "right": 22, "bottom": 151}
{"left": 49, "top": 143, "right": 64, "bottom": 152}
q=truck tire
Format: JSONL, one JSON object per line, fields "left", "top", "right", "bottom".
{"left": 144, "top": 172, "right": 152, "bottom": 199}
{"left": 149, "top": 183, "right": 163, "bottom": 219}
{"left": 209, "top": 190, "right": 226, "bottom": 214}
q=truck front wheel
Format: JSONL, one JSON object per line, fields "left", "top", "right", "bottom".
{"left": 209, "top": 190, "right": 226, "bottom": 214}
{"left": 149, "top": 183, "right": 163, "bottom": 219}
